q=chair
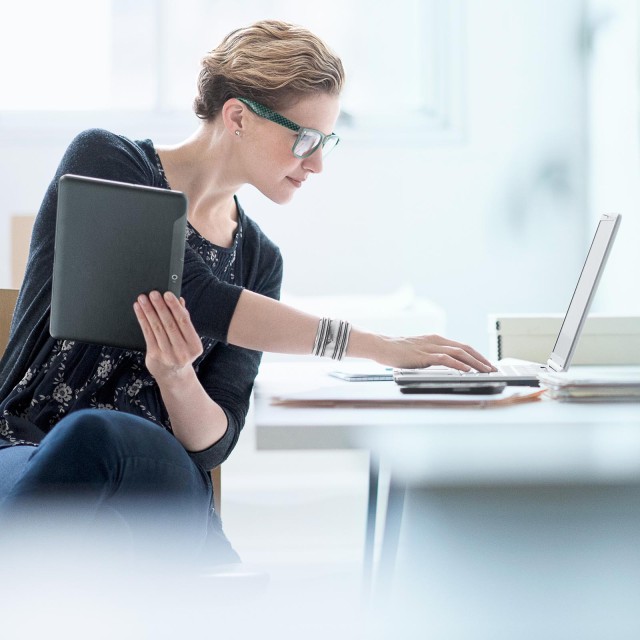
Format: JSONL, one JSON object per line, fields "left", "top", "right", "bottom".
{"left": 0, "top": 288, "right": 222, "bottom": 512}
{"left": 0, "top": 288, "right": 18, "bottom": 356}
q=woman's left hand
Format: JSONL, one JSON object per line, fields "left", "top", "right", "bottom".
{"left": 133, "top": 291, "right": 203, "bottom": 382}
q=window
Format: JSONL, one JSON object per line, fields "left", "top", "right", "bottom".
{"left": 1, "top": 1, "right": 113, "bottom": 110}
{"left": 1, "top": 0, "right": 464, "bottom": 143}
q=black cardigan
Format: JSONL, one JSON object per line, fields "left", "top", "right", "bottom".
{"left": 0, "top": 129, "right": 283, "bottom": 470}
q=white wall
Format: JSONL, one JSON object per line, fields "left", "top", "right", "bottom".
{"left": 241, "top": 0, "right": 591, "bottom": 349}
{"left": 0, "top": 0, "right": 591, "bottom": 352}
{"left": 587, "top": 0, "right": 640, "bottom": 314}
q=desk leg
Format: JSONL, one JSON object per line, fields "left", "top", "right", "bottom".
{"left": 362, "top": 452, "right": 380, "bottom": 596}
{"left": 374, "top": 477, "right": 406, "bottom": 602}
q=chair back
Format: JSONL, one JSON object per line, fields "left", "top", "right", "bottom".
{"left": 0, "top": 288, "right": 19, "bottom": 357}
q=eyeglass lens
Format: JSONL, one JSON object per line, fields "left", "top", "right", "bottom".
{"left": 294, "top": 130, "right": 339, "bottom": 158}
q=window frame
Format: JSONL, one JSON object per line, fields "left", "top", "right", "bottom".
{"left": 0, "top": 0, "right": 465, "bottom": 147}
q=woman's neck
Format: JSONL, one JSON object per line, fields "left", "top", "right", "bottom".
{"left": 156, "top": 123, "right": 242, "bottom": 247}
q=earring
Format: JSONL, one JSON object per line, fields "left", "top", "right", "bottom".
{"left": 235, "top": 130, "right": 241, "bottom": 137}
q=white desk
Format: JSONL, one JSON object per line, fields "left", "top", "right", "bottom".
{"left": 256, "top": 363, "right": 640, "bottom": 473}
{"left": 254, "top": 363, "right": 640, "bottom": 635}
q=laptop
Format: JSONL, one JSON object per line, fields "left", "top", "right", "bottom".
{"left": 394, "top": 213, "right": 621, "bottom": 386}
{"left": 51, "top": 174, "right": 188, "bottom": 351}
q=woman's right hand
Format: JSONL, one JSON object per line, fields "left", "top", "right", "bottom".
{"left": 351, "top": 331, "right": 497, "bottom": 372}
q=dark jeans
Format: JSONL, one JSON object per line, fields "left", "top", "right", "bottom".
{"left": 0, "top": 409, "right": 238, "bottom": 566}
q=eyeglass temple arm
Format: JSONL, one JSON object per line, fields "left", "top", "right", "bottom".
{"left": 236, "top": 97, "right": 300, "bottom": 133}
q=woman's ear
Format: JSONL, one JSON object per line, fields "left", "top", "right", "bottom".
{"left": 221, "top": 98, "right": 246, "bottom": 136}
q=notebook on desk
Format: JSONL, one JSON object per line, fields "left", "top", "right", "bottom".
{"left": 394, "top": 213, "right": 621, "bottom": 387}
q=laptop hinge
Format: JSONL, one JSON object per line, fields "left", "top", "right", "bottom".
{"left": 546, "top": 359, "right": 563, "bottom": 373}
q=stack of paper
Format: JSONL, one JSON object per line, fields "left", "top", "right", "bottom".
{"left": 539, "top": 371, "right": 640, "bottom": 402}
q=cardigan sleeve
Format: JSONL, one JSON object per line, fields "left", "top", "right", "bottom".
{"left": 186, "top": 245, "right": 284, "bottom": 470}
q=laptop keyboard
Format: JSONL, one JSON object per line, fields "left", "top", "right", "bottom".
{"left": 494, "top": 363, "right": 547, "bottom": 376}
{"left": 397, "top": 364, "right": 546, "bottom": 377}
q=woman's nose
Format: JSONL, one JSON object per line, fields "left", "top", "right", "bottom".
{"left": 302, "top": 148, "right": 324, "bottom": 174}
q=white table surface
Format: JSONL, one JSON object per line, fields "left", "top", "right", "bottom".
{"left": 254, "top": 362, "right": 640, "bottom": 484}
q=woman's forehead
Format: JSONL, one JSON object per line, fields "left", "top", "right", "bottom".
{"left": 282, "top": 93, "right": 341, "bottom": 132}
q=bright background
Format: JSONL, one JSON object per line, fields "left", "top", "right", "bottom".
{"left": 2, "top": 0, "right": 638, "bottom": 349}
{"left": 1, "top": 0, "right": 639, "bottom": 579}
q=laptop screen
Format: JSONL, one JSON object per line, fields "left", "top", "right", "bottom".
{"left": 549, "top": 213, "right": 621, "bottom": 371}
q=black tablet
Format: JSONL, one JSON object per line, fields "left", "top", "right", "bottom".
{"left": 51, "top": 174, "right": 188, "bottom": 351}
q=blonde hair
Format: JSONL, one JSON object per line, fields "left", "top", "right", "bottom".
{"left": 194, "top": 20, "right": 345, "bottom": 120}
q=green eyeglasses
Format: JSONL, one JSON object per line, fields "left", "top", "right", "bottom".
{"left": 236, "top": 97, "right": 340, "bottom": 159}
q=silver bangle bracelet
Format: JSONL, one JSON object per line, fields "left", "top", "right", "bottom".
{"left": 312, "top": 318, "right": 352, "bottom": 360}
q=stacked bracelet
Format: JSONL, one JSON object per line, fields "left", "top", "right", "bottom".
{"left": 312, "top": 318, "right": 352, "bottom": 360}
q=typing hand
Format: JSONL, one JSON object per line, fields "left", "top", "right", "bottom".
{"left": 376, "top": 334, "right": 496, "bottom": 372}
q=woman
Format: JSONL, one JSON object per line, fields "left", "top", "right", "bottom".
{"left": 0, "top": 21, "right": 493, "bottom": 560}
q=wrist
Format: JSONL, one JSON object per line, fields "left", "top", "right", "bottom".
{"left": 312, "top": 318, "right": 351, "bottom": 360}
{"left": 152, "top": 364, "right": 198, "bottom": 391}
{"left": 345, "top": 328, "right": 392, "bottom": 364}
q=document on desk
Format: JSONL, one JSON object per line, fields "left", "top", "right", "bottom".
{"left": 539, "top": 370, "right": 640, "bottom": 402}
{"left": 328, "top": 363, "right": 394, "bottom": 381}
{"left": 270, "top": 382, "right": 544, "bottom": 408}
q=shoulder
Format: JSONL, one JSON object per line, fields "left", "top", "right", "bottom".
{"left": 65, "top": 128, "right": 137, "bottom": 159}
{"left": 68, "top": 127, "right": 124, "bottom": 149}
{"left": 59, "top": 128, "right": 157, "bottom": 186}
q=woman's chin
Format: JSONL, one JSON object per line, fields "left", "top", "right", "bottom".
{"left": 262, "top": 189, "right": 295, "bottom": 206}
